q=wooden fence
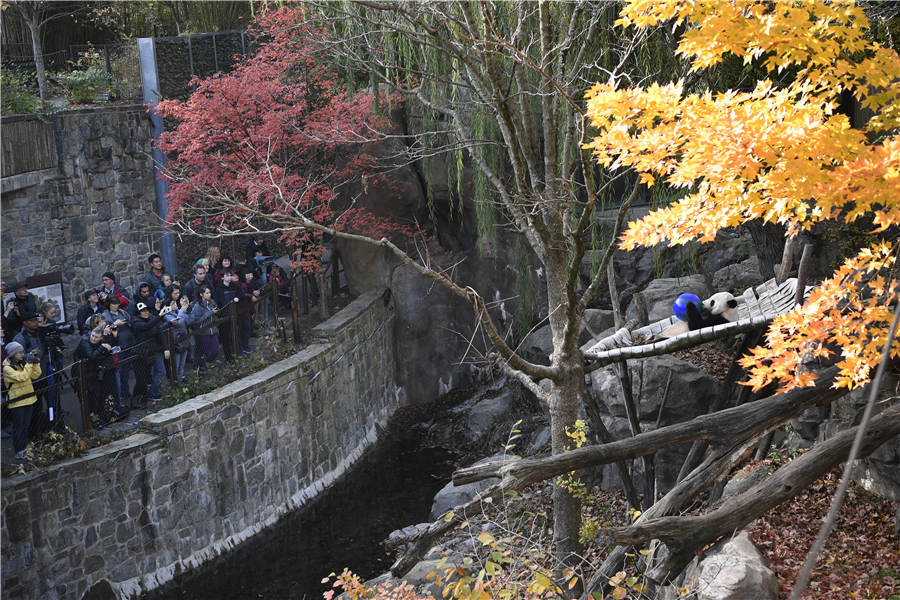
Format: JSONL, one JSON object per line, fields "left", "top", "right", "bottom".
{"left": 0, "top": 116, "right": 56, "bottom": 178}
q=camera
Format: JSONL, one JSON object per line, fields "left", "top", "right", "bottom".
{"left": 109, "top": 325, "right": 117, "bottom": 331}
{"left": 25, "top": 352, "right": 41, "bottom": 364}
{"left": 37, "top": 321, "right": 76, "bottom": 352}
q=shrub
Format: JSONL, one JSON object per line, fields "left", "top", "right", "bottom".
{"left": 0, "top": 68, "right": 42, "bottom": 115}
{"left": 55, "top": 49, "right": 121, "bottom": 104}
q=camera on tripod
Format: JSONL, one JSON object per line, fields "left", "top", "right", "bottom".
{"left": 37, "top": 321, "right": 75, "bottom": 351}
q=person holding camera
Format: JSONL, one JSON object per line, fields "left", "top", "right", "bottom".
{"left": 102, "top": 295, "right": 135, "bottom": 407}
{"left": 188, "top": 285, "right": 221, "bottom": 375}
{"left": 12, "top": 312, "right": 47, "bottom": 373}
{"left": 161, "top": 293, "right": 190, "bottom": 385}
{"left": 74, "top": 326, "right": 116, "bottom": 425}
{"left": 2, "top": 341, "right": 42, "bottom": 459}
{"left": 2, "top": 280, "right": 39, "bottom": 340}
{"left": 132, "top": 301, "right": 171, "bottom": 405}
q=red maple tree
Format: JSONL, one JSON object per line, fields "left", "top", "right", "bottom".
{"left": 154, "top": 6, "right": 411, "bottom": 273}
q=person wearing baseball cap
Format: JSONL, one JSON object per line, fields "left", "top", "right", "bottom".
{"left": 2, "top": 279, "right": 39, "bottom": 340}
{"left": 2, "top": 340, "right": 42, "bottom": 459}
{"left": 131, "top": 300, "right": 166, "bottom": 406}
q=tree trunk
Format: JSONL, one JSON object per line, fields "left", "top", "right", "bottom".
{"left": 24, "top": 9, "right": 47, "bottom": 100}
{"left": 744, "top": 220, "right": 785, "bottom": 280}
{"left": 546, "top": 249, "right": 584, "bottom": 571}
{"left": 549, "top": 379, "right": 583, "bottom": 567}
{"left": 454, "top": 366, "right": 844, "bottom": 486}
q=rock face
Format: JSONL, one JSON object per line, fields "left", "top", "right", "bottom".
{"left": 787, "top": 372, "right": 900, "bottom": 501}
{"left": 588, "top": 355, "right": 723, "bottom": 494}
{"left": 429, "top": 454, "right": 508, "bottom": 520}
{"left": 624, "top": 275, "right": 709, "bottom": 323}
{"left": 466, "top": 389, "right": 518, "bottom": 444}
{"left": 682, "top": 532, "right": 779, "bottom": 600}
{"left": 712, "top": 256, "right": 763, "bottom": 295}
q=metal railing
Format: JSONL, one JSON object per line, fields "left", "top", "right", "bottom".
{"left": 7, "top": 262, "right": 346, "bottom": 433}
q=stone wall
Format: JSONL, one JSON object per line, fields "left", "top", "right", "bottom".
{"left": 1, "top": 289, "right": 401, "bottom": 600}
{"left": 1, "top": 105, "right": 158, "bottom": 320}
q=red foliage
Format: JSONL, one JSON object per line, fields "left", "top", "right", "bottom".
{"left": 747, "top": 467, "right": 899, "bottom": 600}
{"left": 154, "top": 7, "right": 417, "bottom": 272}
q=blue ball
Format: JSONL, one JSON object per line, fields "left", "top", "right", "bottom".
{"left": 673, "top": 293, "right": 702, "bottom": 322}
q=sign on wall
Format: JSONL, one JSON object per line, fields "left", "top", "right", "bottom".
{"left": 26, "top": 271, "right": 67, "bottom": 322}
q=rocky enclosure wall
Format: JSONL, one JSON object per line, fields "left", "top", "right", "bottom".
{"left": 1, "top": 105, "right": 158, "bottom": 320}
{"left": 1, "top": 290, "right": 401, "bottom": 600}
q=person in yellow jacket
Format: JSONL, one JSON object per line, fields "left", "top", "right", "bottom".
{"left": 2, "top": 341, "right": 42, "bottom": 460}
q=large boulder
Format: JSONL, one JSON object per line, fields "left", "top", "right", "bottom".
{"left": 429, "top": 454, "right": 509, "bottom": 520}
{"left": 589, "top": 355, "right": 723, "bottom": 493}
{"left": 682, "top": 532, "right": 779, "bottom": 600}
{"left": 712, "top": 256, "right": 763, "bottom": 295}
{"left": 465, "top": 388, "right": 518, "bottom": 444}
{"left": 784, "top": 372, "right": 900, "bottom": 501}
{"left": 624, "top": 275, "right": 709, "bottom": 324}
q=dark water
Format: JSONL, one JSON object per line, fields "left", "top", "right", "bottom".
{"left": 144, "top": 426, "right": 456, "bottom": 600}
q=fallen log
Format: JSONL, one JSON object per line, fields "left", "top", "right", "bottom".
{"left": 596, "top": 403, "right": 900, "bottom": 581}
{"left": 454, "top": 366, "right": 843, "bottom": 487}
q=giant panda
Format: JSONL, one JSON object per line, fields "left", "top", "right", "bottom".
{"left": 657, "top": 291, "right": 739, "bottom": 339}
{"left": 686, "top": 291, "right": 739, "bottom": 330}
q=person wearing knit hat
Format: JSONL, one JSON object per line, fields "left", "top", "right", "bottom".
{"left": 100, "top": 272, "right": 130, "bottom": 309}
{"left": 2, "top": 340, "right": 42, "bottom": 459}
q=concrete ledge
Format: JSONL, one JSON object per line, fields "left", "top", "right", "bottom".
{"left": 312, "top": 289, "right": 387, "bottom": 339}
{"left": 0, "top": 287, "right": 401, "bottom": 599}
{"left": 1, "top": 433, "right": 161, "bottom": 490}
{"left": 0, "top": 103, "right": 146, "bottom": 124}
{"left": 1, "top": 167, "right": 59, "bottom": 194}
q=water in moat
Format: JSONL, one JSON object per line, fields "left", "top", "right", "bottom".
{"left": 143, "top": 421, "right": 457, "bottom": 600}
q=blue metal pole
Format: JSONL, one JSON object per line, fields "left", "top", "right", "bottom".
{"left": 138, "top": 37, "right": 177, "bottom": 275}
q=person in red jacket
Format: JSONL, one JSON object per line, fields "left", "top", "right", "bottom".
{"left": 99, "top": 272, "right": 130, "bottom": 309}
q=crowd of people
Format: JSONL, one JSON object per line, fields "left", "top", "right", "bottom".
{"left": 1, "top": 239, "right": 292, "bottom": 459}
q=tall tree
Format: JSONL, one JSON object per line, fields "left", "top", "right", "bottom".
{"left": 159, "top": 2, "right": 899, "bottom": 590}
{"left": 160, "top": 1, "right": 676, "bottom": 573}
{"left": 584, "top": 0, "right": 900, "bottom": 394}
{"left": 154, "top": 7, "right": 412, "bottom": 273}
{"left": 4, "top": 1, "right": 88, "bottom": 99}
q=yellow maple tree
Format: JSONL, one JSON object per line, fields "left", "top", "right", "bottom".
{"left": 584, "top": 0, "right": 900, "bottom": 393}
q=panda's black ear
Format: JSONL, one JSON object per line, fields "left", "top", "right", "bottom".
{"left": 727, "top": 299, "right": 738, "bottom": 308}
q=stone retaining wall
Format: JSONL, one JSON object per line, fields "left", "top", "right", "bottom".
{"left": 1, "top": 105, "right": 158, "bottom": 320}
{"left": 1, "top": 289, "right": 402, "bottom": 600}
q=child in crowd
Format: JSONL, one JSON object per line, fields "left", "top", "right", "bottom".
{"left": 2, "top": 341, "right": 41, "bottom": 460}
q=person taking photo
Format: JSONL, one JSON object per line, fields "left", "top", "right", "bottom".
{"left": 2, "top": 341, "right": 42, "bottom": 460}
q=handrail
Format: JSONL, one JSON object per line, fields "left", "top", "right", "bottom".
{"left": 4, "top": 260, "right": 345, "bottom": 433}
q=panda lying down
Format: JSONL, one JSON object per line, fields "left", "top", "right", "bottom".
{"left": 658, "top": 292, "right": 739, "bottom": 339}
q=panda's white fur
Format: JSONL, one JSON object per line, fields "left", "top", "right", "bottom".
{"left": 657, "top": 291, "right": 739, "bottom": 339}
{"left": 702, "top": 291, "right": 739, "bottom": 322}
